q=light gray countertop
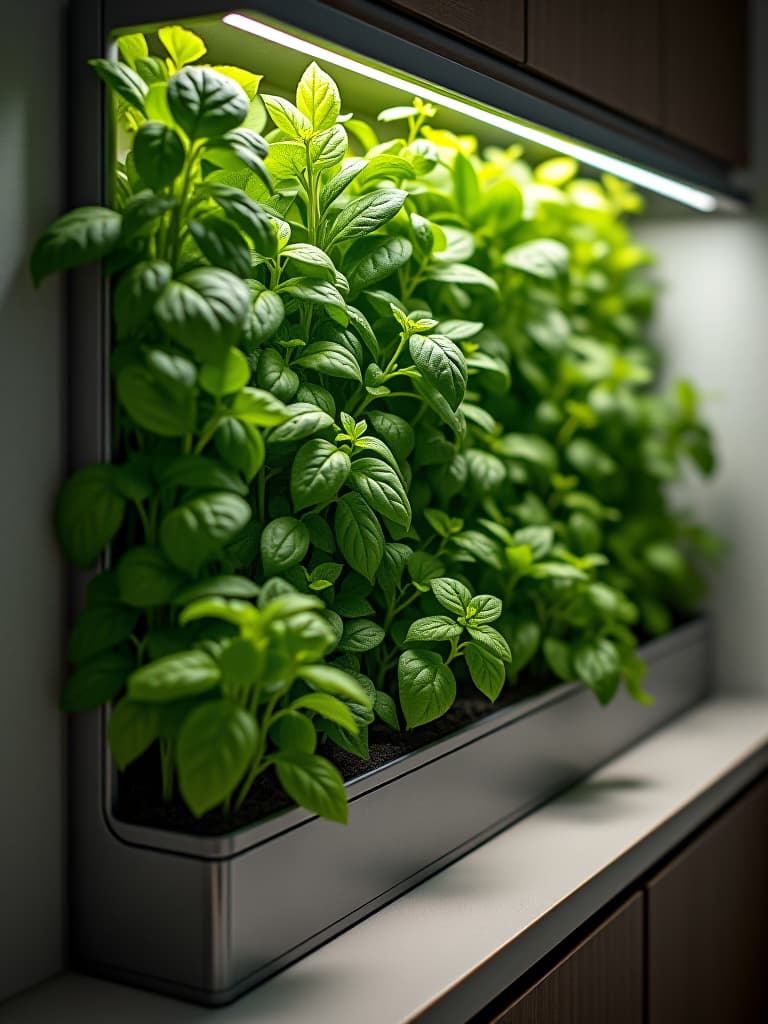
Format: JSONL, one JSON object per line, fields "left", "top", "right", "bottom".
{"left": 3, "top": 695, "right": 767, "bottom": 1024}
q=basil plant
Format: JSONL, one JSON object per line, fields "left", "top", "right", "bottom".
{"left": 32, "top": 26, "right": 719, "bottom": 825}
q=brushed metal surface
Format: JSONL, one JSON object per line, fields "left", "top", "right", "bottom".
{"left": 71, "top": 621, "right": 711, "bottom": 1003}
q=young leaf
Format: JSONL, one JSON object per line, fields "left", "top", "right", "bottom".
{"left": 274, "top": 751, "right": 348, "bottom": 823}
{"left": 335, "top": 492, "right": 385, "bottom": 582}
{"left": 55, "top": 465, "right": 126, "bottom": 569}
{"left": 261, "top": 516, "right": 310, "bottom": 575}
{"left": 464, "top": 642, "right": 505, "bottom": 702}
{"left": 158, "top": 24, "right": 207, "bottom": 69}
{"left": 133, "top": 121, "right": 185, "bottom": 189}
{"left": 406, "top": 616, "right": 462, "bottom": 642}
{"left": 348, "top": 457, "right": 412, "bottom": 528}
{"left": 290, "top": 439, "right": 351, "bottom": 512}
{"left": 429, "top": 577, "right": 472, "bottom": 616}
{"left": 464, "top": 594, "right": 502, "bottom": 625}
{"left": 31, "top": 207, "right": 122, "bottom": 285}
{"left": 167, "top": 66, "right": 248, "bottom": 139}
{"left": 296, "top": 61, "right": 341, "bottom": 132}
{"left": 177, "top": 700, "right": 257, "bottom": 816}
{"left": 128, "top": 650, "right": 221, "bottom": 702}
{"left": 263, "top": 94, "right": 313, "bottom": 139}
{"left": 108, "top": 699, "right": 159, "bottom": 771}
{"left": 398, "top": 650, "right": 456, "bottom": 729}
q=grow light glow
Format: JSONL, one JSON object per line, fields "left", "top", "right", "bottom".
{"left": 223, "top": 12, "right": 719, "bottom": 213}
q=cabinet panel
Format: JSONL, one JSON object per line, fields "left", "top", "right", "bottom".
{"left": 660, "top": 0, "right": 749, "bottom": 165}
{"left": 646, "top": 777, "right": 768, "bottom": 1024}
{"left": 377, "top": 1, "right": 525, "bottom": 64}
{"left": 526, "top": 0, "right": 661, "bottom": 126}
{"left": 488, "top": 893, "right": 644, "bottom": 1024}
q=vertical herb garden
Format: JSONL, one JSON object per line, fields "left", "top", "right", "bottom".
{"left": 34, "top": 25, "right": 719, "bottom": 831}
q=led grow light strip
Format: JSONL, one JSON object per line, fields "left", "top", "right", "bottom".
{"left": 223, "top": 11, "right": 719, "bottom": 213}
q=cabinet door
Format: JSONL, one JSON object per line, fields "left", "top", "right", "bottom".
{"left": 646, "top": 777, "right": 768, "bottom": 1024}
{"left": 660, "top": 0, "right": 749, "bottom": 165}
{"left": 367, "top": 1, "right": 525, "bottom": 63}
{"left": 526, "top": 0, "right": 662, "bottom": 126}
{"left": 488, "top": 893, "right": 644, "bottom": 1024}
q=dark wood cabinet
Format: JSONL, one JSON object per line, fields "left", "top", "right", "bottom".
{"left": 526, "top": 0, "right": 662, "bottom": 127}
{"left": 659, "top": 0, "right": 749, "bottom": 165}
{"left": 379, "top": 0, "right": 525, "bottom": 64}
{"left": 487, "top": 894, "right": 644, "bottom": 1024}
{"left": 645, "top": 776, "right": 768, "bottom": 1024}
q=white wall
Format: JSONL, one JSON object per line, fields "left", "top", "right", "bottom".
{"left": 0, "top": 0, "right": 68, "bottom": 1002}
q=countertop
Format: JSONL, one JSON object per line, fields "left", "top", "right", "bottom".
{"left": 2, "top": 695, "right": 767, "bottom": 1024}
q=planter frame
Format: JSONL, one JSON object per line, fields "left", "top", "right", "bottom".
{"left": 65, "top": 0, "right": 714, "bottom": 1006}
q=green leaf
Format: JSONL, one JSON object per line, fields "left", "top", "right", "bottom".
{"left": 411, "top": 375, "right": 465, "bottom": 438}
{"left": 296, "top": 61, "right": 341, "bottom": 132}
{"left": 155, "top": 268, "right": 250, "bottom": 363}
{"left": 338, "top": 619, "right": 385, "bottom": 652}
{"left": 494, "top": 433, "right": 558, "bottom": 472}
{"left": 167, "top": 66, "right": 248, "bottom": 139}
{"left": 410, "top": 333, "right": 467, "bottom": 411}
{"left": 398, "top": 650, "right": 456, "bottom": 729}
{"left": 178, "top": 700, "right": 257, "bottom": 816}
{"left": 172, "top": 574, "right": 260, "bottom": 604}
{"left": 31, "top": 207, "right": 122, "bottom": 285}
{"left": 426, "top": 263, "right": 498, "bottom": 291}
{"left": 62, "top": 651, "right": 134, "bottom": 712}
{"left": 128, "top": 649, "right": 221, "bottom": 702}
{"left": 189, "top": 215, "right": 252, "bottom": 277}
{"left": 503, "top": 239, "right": 570, "bottom": 278}
{"left": 67, "top": 605, "right": 138, "bottom": 664}
{"left": 55, "top": 464, "right": 125, "bottom": 568}
{"left": 543, "top": 637, "right": 572, "bottom": 681}
{"left": 214, "top": 417, "right": 265, "bottom": 480}
{"left": 466, "top": 624, "right": 512, "bottom": 661}
{"left": 108, "top": 698, "right": 160, "bottom": 770}
{"left": 261, "top": 516, "right": 310, "bottom": 575}
{"left": 133, "top": 121, "right": 185, "bottom": 188}
{"left": 283, "top": 243, "right": 337, "bottom": 281}
{"left": 116, "top": 349, "right": 197, "bottom": 437}
{"left": 117, "top": 545, "right": 188, "bottom": 607}
{"left": 89, "top": 58, "right": 148, "bottom": 113}
{"left": 231, "top": 386, "right": 290, "bottom": 426}
{"left": 378, "top": 543, "right": 412, "bottom": 603}
{"left": 429, "top": 577, "right": 471, "bottom": 615}
{"left": 324, "top": 188, "right": 407, "bottom": 247}
{"left": 117, "top": 33, "right": 149, "bottom": 69}
{"left": 512, "top": 525, "right": 554, "bottom": 559}
{"left": 271, "top": 711, "right": 317, "bottom": 754}
{"left": 121, "top": 191, "right": 176, "bottom": 240}
{"left": 204, "top": 128, "right": 271, "bottom": 189}
{"left": 348, "top": 236, "right": 413, "bottom": 296}
{"left": 406, "top": 616, "right": 461, "bottom": 642}
{"left": 113, "top": 260, "right": 173, "bottom": 337}
{"left": 160, "top": 492, "right": 251, "bottom": 574}
{"left": 464, "top": 642, "right": 505, "bottom": 701}
{"left": 573, "top": 638, "right": 622, "bottom": 704}
{"left": 320, "top": 158, "right": 367, "bottom": 210}
{"left": 506, "top": 617, "right": 541, "bottom": 675}
{"left": 292, "top": 693, "right": 357, "bottom": 732}
{"left": 310, "top": 125, "right": 348, "bottom": 168}
{"left": 263, "top": 94, "right": 313, "bottom": 139}
{"left": 291, "top": 439, "right": 351, "bottom": 512}
{"left": 158, "top": 24, "right": 207, "bottom": 68}
{"left": 268, "top": 402, "right": 334, "bottom": 444}
{"left": 198, "top": 346, "right": 251, "bottom": 397}
{"left": 464, "top": 594, "right": 502, "bottom": 625}
{"left": 200, "top": 182, "right": 275, "bottom": 253}
{"left": 256, "top": 349, "right": 299, "bottom": 401}
{"left": 453, "top": 152, "right": 481, "bottom": 218}
{"left": 295, "top": 340, "right": 361, "bottom": 381}
{"left": 297, "top": 663, "right": 371, "bottom": 704}
{"left": 280, "top": 279, "right": 349, "bottom": 324}
{"left": 274, "top": 751, "right": 348, "bottom": 823}
{"left": 407, "top": 550, "right": 445, "bottom": 591}
{"left": 156, "top": 454, "right": 247, "bottom": 495}
{"left": 348, "top": 457, "right": 411, "bottom": 528}
{"left": 335, "top": 493, "right": 384, "bottom": 582}
{"left": 373, "top": 690, "right": 399, "bottom": 730}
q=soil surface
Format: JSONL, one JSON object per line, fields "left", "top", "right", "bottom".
{"left": 115, "top": 673, "right": 555, "bottom": 837}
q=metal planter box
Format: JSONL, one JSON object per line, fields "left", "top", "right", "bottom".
{"left": 70, "top": 619, "right": 710, "bottom": 1004}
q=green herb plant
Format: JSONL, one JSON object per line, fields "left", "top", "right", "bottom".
{"left": 33, "top": 26, "right": 719, "bottom": 827}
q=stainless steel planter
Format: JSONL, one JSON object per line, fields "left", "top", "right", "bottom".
{"left": 69, "top": 618, "right": 710, "bottom": 1004}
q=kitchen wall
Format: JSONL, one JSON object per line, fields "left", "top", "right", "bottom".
{"left": 0, "top": 0, "right": 68, "bottom": 1003}
{"left": 638, "top": 0, "right": 768, "bottom": 694}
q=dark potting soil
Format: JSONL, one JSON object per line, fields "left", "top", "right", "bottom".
{"left": 115, "top": 672, "right": 555, "bottom": 837}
